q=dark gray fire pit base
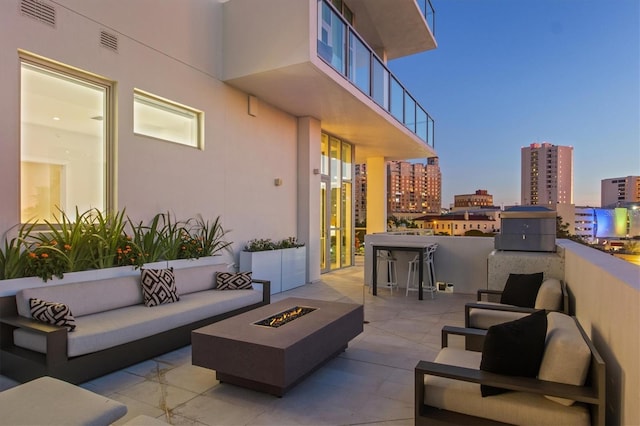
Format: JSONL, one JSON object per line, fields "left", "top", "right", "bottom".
{"left": 191, "top": 297, "right": 363, "bottom": 396}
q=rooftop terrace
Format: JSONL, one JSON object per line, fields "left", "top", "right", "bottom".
{"left": 0, "top": 259, "right": 475, "bottom": 425}
{"left": 0, "top": 237, "right": 637, "bottom": 425}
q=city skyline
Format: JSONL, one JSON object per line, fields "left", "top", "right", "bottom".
{"left": 389, "top": 0, "right": 639, "bottom": 207}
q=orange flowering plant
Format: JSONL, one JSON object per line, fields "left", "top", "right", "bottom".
{"left": 0, "top": 208, "right": 231, "bottom": 282}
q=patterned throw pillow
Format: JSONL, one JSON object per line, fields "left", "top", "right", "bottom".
{"left": 140, "top": 268, "right": 180, "bottom": 307}
{"left": 215, "top": 272, "right": 253, "bottom": 290}
{"left": 29, "top": 298, "right": 76, "bottom": 331}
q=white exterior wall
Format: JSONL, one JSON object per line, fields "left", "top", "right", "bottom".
{"left": 0, "top": 0, "right": 303, "bottom": 266}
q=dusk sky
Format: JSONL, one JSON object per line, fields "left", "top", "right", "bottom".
{"left": 389, "top": 0, "right": 639, "bottom": 208}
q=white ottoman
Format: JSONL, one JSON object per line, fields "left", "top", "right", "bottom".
{"left": 0, "top": 376, "right": 127, "bottom": 425}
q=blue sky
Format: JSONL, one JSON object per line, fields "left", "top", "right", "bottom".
{"left": 389, "top": 0, "right": 639, "bottom": 207}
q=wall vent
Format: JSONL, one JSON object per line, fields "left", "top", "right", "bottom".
{"left": 20, "top": 0, "right": 56, "bottom": 27}
{"left": 100, "top": 30, "right": 118, "bottom": 52}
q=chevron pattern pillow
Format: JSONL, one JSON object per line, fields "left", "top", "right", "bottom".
{"left": 29, "top": 298, "right": 76, "bottom": 331}
{"left": 215, "top": 272, "right": 253, "bottom": 290}
{"left": 140, "top": 268, "right": 180, "bottom": 307}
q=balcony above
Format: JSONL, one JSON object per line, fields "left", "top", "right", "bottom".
{"left": 346, "top": 0, "right": 436, "bottom": 59}
{"left": 222, "top": 0, "right": 437, "bottom": 162}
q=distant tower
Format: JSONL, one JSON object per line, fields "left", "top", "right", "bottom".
{"left": 354, "top": 164, "right": 367, "bottom": 224}
{"left": 601, "top": 176, "right": 640, "bottom": 207}
{"left": 521, "top": 142, "right": 573, "bottom": 206}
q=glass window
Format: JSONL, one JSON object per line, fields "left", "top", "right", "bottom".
{"left": 321, "top": 133, "right": 329, "bottom": 175}
{"left": 133, "top": 90, "right": 202, "bottom": 148}
{"left": 416, "top": 106, "right": 427, "bottom": 142}
{"left": 341, "top": 142, "right": 352, "bottom": 181}
{"left": 20, "top": 60, "right": 111, "bottom": 223}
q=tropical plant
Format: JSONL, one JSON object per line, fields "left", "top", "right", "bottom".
{"left": 0, "top": 208, "right": 233, "bottom": 282}
{"left": 195, "top": 215, "right": 233, "bottom": 257}
{"left": 0, "top": 222, "right": 35, "bottom": 280}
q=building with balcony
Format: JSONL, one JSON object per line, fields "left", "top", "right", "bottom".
{"left": 0, "top": 0, "right": 438, "bottom": 280}
{"left": 601, "top": 175, "right": 640, "bottom": 208}
{"left": 521, "top": 142, "right": 573, "bottom": 206}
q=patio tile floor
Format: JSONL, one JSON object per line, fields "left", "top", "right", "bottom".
{"left": 0, "top": 259, "right": 474, "bottom": 425}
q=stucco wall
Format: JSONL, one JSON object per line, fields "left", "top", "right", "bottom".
{"left": 0, "top": 0, "right": 300, "bottom": 265}
{"left": 558, "top": 239, "right": 640, "bottom": 426}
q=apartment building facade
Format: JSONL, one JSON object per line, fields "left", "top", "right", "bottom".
{"left": 601, "top": 176, "right": 640, "bottom": 207}
{"left": 387, "top": 158, "right": 441, "bottom": 218}
{"left": 0, "top": 0, "right": 438, "bottom": 281}
{"left": 521, "top": 142, "right": 573, "bottom": 206}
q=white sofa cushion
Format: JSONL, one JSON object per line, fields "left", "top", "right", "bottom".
{"left": 16, "top": 275, "right": 143, "bottom": 318}
{"left": 538, "top": 312, "right": 591, "bottom": 406}
{"left": 173, "top": 264, "right": 228, "bottom": 295}
{"left": 423, "top": 347, "right": 591, "bottom": 426}
{"left": 535, "top": 278, "right": 563, "bottom": 311}
{"left": 14, "top": 288, "right": 263, "bottom": 357}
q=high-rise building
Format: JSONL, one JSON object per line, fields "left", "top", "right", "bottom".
{"left": 521, "top": 142, "right": 573, "bottom": 206}
{"left": 387, "top": 158, "right": 441, "bottom": 217}
{"left": 354, "top": 164, "right": 367, "bottom": 225}
{"left": 601, "top": 176, "right": 640, "bottom": 207}
{"left": 453, "top": 189, "right": 494, "bottom": 211}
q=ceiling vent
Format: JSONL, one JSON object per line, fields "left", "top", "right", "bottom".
{"left": 100, "top": 30, "right": 118, "bottom": 52}
{"left": 20, "top": 0, "right": 56, "bottom": 27}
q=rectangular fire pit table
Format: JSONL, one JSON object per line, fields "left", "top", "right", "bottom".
{"left": 191, "top": 297, "right": 363, "bottom": 396}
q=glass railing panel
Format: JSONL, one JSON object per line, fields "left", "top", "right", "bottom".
{"left": 427, "top": 115, "right": 435, "bottom": 147}
{"left": 416, "top": 0, "right": 435, "bottom": 35}
{"left": 416, "top": 106, "right": 427, "bottom": 142}
{"left": 348, "top": 32, "right": 371, "bottom": 94}
{"left": 405, "top": 95, "right": 416, "bottom": 132}
{"left": 317, "top": 1, "right": 346, "bottom": 74}
{"left": 372, "top": 57, "right": 389, "bottom": 109}
{"left": 390, "top": 76, "right": 404, "bottom": 123}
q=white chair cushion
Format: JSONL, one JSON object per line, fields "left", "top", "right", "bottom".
{"left": 468, "top": 302, "right": 529, "bottom": 329}
{"left": 538, "top": 312, "right": 591, "bottom": 406}
{"left": 535, "top": 278, "right": 563, "bottom": 311}
{"left": 423, "top": 347, "right": 590, "bottom": 426}
{"left": 0, "top": 376, "right": 127, "bottom": 425}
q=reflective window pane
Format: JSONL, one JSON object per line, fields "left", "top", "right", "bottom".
{"left": 317, "top": 1, "right": 346, "bottom": 74}
{"left": 405, "top": 95, "right": 416, "bottom": 132}
{"left": 21, "top": 62, "right": 107, "bottom": 222}
{"left": 416, "top": 106, "right": 427, "bottom": 142}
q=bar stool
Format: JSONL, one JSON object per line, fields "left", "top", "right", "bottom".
{"left": 425, "top": 244, "right": 438, "bottom": 298}
{"left": 406, "top": 245, "right": 438, "bottom": 298}
{"left": 376, "top": 250, "right": 398, "bottom": 293}
{"left": 406, "top": 254, "right": 420, "bottom": 296}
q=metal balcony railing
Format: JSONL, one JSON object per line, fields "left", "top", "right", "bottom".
{"left": 317, "top": 0, "right": 435, "bottom": 148}
{"left": 417, "top": 0, "right": 436, "bottom": 35}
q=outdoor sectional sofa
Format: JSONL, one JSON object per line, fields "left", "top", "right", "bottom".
{"left": 0, "top": 264, "right": 270, "bottom": 384}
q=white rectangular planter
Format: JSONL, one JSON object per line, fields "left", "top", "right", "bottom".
{"left": 239, "top": 248, "right": 307, "bottom": 295}
{"left": 281, "top": 247, "right": 306, "bottom": 291}
{"left": 240, "top": 250, "right": 282, "bottom": 295}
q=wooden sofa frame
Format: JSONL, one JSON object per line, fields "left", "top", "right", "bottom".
{"left": 414, "top": 321, "right": 606, "bottom": 426}
{"left": 0, "top": 279, "right": 270, "bottom": 384}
